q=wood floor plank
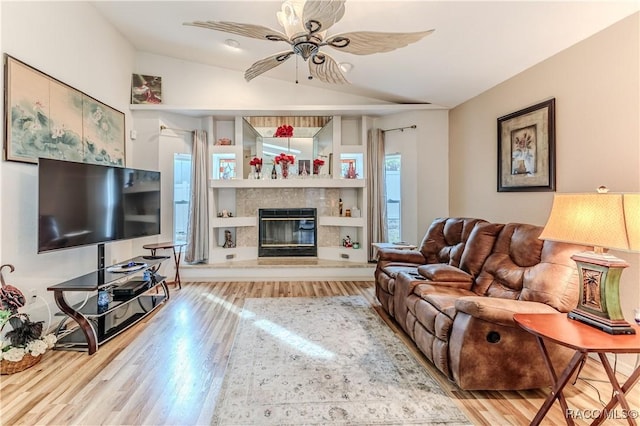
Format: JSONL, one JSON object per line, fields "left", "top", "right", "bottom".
{"left": 1, "top": 281, "right": 638, "bottom": 425}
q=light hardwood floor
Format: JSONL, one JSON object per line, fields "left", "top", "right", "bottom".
{"left": 1, "top": 281, "right": 638, "bottom": 425}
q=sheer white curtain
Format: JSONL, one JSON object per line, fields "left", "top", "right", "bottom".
{"left": 367, "top": 128, "right": 388, "bottom": 261}
{"left": 185, "top": 130, "right": 209, "bottom": 263}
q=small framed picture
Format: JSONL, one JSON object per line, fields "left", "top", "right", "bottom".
{"left": 131, "top": 74, "right": 162, "bottom": 104}
{"left": 219, "top": 158, "right": 236, "bottom": 180}
{"left": 341, "top": 159, "right": 358, "bottom": 178}
{"left": 298, "top": 159, "right": 310, "bottom": 175}
{"left": 497, "top": 98, "right": 555, "bottom": 192}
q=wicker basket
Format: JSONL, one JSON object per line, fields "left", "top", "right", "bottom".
{"left": 0, "top": 353, "right": 42, "bottom": 375}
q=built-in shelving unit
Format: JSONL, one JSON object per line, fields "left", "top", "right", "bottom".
{"left": 207, "top": 115, "right": 369, "bottom": 264}
{"left": 318, "top": 216, "right": 365, "bottom": 227}
{"left": 211, "top": 216, "right": 257, "bottom": 228}
{"left": 129, "top": 106, "right": 375, "bottom": 266}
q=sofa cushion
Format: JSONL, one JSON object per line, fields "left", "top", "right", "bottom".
{"left": 518, "top": 240, "right": 587, "bottom": 312}
{"left": 413, "top": 284, "right": 475, "bottom": 319}
{"left": 459, "top": 222, "right": 504, "bottom": 277}
{"left": 472, "top": 223, "right": 544, "bottom": 298}
{"left": 418, "top": 218, "right": 486, "bottom": 267}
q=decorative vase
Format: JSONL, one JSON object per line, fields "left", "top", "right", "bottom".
{"left": 313, "top": 164, "right": 320, "bottom": 176}
{"left": 281, "top": 162, "right": 289, "bottom": 179}
{"left": 254, "top": 164, "right": 262, "bottom": 179}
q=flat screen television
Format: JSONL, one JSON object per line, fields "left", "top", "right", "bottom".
{"left": 38, "top": 158, "right": 161, "bottom": 253}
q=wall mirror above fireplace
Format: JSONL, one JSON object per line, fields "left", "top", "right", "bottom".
{"left": 243, "top": 116, "right": 333, "bottom": 176}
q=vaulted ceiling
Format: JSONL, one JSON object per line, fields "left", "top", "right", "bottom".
{"left": 92, "top": 1, "right": 639, "bottom": 107}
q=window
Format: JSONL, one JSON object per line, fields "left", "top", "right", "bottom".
{"left": 173, "top": 153, "right": 191, "bottom": 244}
{"left": 385, "top": 154, "right": 401, "bottom": 243}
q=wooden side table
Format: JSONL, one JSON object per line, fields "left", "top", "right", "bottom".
{"left": 143, "top": 242, "right": 186, "bottom": 289}
{"left": 514, "top": 313, "right": 640, "bottom": 425}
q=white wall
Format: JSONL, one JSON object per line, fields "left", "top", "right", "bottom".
{"left": 0, "top": 1, "right": 136, "bottom": 324}
{"left": 0, "top": 1, "right": 416, "bottom": 327}
{"left": 375, "top": 110, "right": 449, "bottom": 245}
{"left": 135, "top": 52, "right": 388, "bottom": 107}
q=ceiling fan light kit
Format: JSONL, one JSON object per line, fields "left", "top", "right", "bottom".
{"left": 224, "top": 38, "right": 240, "bottom": 49}
{"left": 184, "top": 0, "right": 433, "bottom": 84}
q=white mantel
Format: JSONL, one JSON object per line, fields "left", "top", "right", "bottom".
{"left": 209, "top": 178, "right": 366, "bottom": 188}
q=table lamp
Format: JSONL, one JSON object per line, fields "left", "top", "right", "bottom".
{"left": 539, "top": 190, "right": 639, "bottom": 335}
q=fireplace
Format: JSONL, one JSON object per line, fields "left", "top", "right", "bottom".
{"left": 258, "top": 208, "right": 317, "bottom": 257}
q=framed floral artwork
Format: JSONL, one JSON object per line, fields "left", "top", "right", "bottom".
{"left": 4, "top": 55, "right": 125, "bottom": 166}
{"left": 497, "top": 98, "right": 555, "bottom": 192}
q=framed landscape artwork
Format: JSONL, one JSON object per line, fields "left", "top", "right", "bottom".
{"left": 497, "top": 98, "right": 556, "bottom": 192}
{"left": 4, "top": 55, "right": 125, "bottom": 166}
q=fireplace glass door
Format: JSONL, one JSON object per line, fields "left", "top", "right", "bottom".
{"left": 259, "top": 208, "right": 317, "bottom": 257}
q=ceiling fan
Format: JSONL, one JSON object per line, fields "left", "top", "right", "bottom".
{"left": 184, "top": 0, "right": 434, "bottom": 84}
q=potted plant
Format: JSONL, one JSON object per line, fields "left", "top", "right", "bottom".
{"left": 0, "top": 311, "right": 56, "bottom": 374}
{"left": 0, "top": 264, "right": 56, "bottom": 374}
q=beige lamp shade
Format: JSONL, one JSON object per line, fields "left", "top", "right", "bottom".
{"left": 539, "top": 193, "right": 630, "bottom": 251}
{"left": 623, "top": 193, "right": 640, "bottom": 252}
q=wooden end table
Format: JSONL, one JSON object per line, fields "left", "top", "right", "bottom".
{"left": 514, "top": 313, "right": 640, "bottom": 425}
{"left": 143, "top": 241, "right": 186, "bottom": 289}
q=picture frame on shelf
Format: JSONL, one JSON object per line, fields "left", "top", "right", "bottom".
{"left": 4, "top": 54, "right": 125, "bottom": 166}
{"left": 341, "top": 158, "right": 358, "bottom": 179}
{"left": 130, "top": 74, "right": 162, "bottom": 104}
{"left": 219, "top": 158, "right": 236, "bottom": 180}
{"left": 497, "top": 98, "right": 555, "bottom": 192}
{"left": 298, "top": 160, "right": 310, "bottom": 175}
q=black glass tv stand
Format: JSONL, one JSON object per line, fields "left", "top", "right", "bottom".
{"left": 47, "top": 255, "right": 170, "bottom": 354}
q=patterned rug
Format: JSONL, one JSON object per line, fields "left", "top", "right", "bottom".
{"left": 213, "top": 296, "right": 471, "bottom": 425}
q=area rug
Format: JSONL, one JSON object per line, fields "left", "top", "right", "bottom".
{"left": 212, "top": 295, "right": 471, "bottom": 425}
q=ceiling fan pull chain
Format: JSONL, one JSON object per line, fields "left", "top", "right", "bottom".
{"left": 295, "top": 54, "right": 299, "bottom": 84}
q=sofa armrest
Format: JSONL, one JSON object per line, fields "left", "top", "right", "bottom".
{"left": 377, "top": 248, "right": 426, "bottom": 264}
{"left": 417, "top": 264, "right": 473, "bottom": 282}
{"left": 455, "top": 296, "right": 560, "bottom": 328}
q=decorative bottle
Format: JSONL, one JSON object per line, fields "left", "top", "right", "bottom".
{"left": 339, "top": 198, "right": 343, "bottom": 216}
{"left": 271, "top": 163, "right": 277, "bottom": 179}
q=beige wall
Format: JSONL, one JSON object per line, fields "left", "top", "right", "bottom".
{"left": 375, "top": 110, "right": 449, "bottom": 246}
{"left": 449, "top": 13, "right": 640, "bottom": 369}
{"left": 450, "top": 13, "right": 639, "bottom": 223}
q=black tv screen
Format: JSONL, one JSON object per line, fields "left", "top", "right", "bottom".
{"left": 38, "top": 158, "right": 161, "bottom": 253}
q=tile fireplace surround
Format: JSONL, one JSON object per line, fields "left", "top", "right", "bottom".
{"left": 234, "top": 187, "right": 341, "bottom": 248}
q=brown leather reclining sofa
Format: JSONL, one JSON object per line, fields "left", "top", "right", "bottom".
{"left": 375, "top": 217, "right": 587, "bottom": 390}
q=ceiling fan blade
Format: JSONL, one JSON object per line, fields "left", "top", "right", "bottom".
{"left": 308, "top": 52, "right": 348, "bottom": 85}
{"left": 184, "top": 21, "right": 289, "bottom": 43}
{"left": 301, "top": 0, "right": 346, "bottom": 34}
{"left": 245, "top": 51, "right": 295, "bottom": 82}
{"left": 325, "top": 30, "right": 434, "bottom": 55}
